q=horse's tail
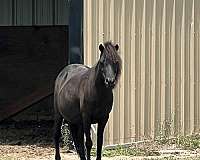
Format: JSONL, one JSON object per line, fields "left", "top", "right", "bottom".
{"left": 53, "top": 76, "right": 64, "bottom": 160}
{"left": 54, "top": 90, "right": 59, "bottom": 116}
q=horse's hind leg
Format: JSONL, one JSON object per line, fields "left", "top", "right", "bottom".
{"left": 70, "top": 124, "right": 86, "bottom": 160}
{"left": 83, "top": 122, "right": 92, "bottom": 160}
{"left": 54, "top": 113, "right": 63, "bottom": 160}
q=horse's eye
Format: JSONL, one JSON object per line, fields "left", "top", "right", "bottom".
{"left": 115, "top": 67, "right": 118, "bottom": 73}
{"left": 115, "top": 64, "right": 119, "bottom": 73}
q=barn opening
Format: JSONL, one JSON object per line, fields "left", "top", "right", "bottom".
{"left": 0, "top": 0, "right": 69, "bottom": 123}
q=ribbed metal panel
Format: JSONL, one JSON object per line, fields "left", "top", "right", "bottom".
{"left": 55, "top": 0, "right": 69, "bottom": 25}
{"left": 84, "top": 0, "right": 200, "bottom": 145}
{"left": 35, "top": 0, "right": 53, "bottom": 25}
{"left": 0, "top": 0, "right": 69, "bottom": 26}
{"left": 0, "top": 0, "right": 13, "bottom": 25}
{"left": 14, "top": 0, "right": 32, "bottom": 25}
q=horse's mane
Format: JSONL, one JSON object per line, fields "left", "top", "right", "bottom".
{"left": 103, "top": 41, "right": 122, "bottom": 85}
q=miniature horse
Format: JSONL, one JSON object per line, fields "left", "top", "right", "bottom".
{"left": 53, "top": 41, "right": 122, "bottom": 160}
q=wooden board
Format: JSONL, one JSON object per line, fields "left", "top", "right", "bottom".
{"left": 0, "top": 26, "right": 68, "bottom": 121}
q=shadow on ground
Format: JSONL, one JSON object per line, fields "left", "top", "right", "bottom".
{"left": 0, "top": 120, "right": 54, "bottom": 146}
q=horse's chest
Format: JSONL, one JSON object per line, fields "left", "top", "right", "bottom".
{"left": 87, "top": 99, "right": 112, "bottom": 123}
{"left": 88, "top": 97, "right": 109, "bottom": 109}
{"left": 82, "top": 90, "right": 113, "bottom": 123}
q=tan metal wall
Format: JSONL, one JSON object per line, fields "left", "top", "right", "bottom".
{"left": 84, "top": 0, "right": 200, "bottom": 145}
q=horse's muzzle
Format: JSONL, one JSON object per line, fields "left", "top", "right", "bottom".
{"left": 105, "top": 78, "right": 115, "bottom": 88}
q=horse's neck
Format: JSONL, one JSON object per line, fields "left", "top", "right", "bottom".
{"left": 87, "top": 64, "right": 103, "bottom": 89}
{"left": 85, "top": 66, "right": 112, "bottom": 103}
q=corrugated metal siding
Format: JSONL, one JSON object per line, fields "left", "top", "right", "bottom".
{"left": 15, "top": 0, "right": 33, "bottom": 25}
{"left": 55, "top": 0, "right": 69, "bottom": 25}
{"left": 0, "top": 0, "right": 69, "bottom": 26}
{"left": 84, "top": 0, "right": 200, "bottom": 145}
{"left": 0, "top": 0, "right": 13, "bottom": 25}
{"left": 35, "top": 0, "right": 55, "bottom": 25}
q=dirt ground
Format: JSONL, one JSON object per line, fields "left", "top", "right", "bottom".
{"left": 0, "top": 144, "right": 200, "bottom": 160}
{"left": 0, "top": 145, "right": 80, "bottom": 160}
{"left": 0, "top": 120, "right": 200, "bottom": 160}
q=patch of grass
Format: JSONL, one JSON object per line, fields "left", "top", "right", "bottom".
{"left": 143, "top": 157, "right": 175, "bottom": 160}
{"left": 155, "top": 133, "right": 200, "bottom": 150}
{"left": 102, "top": 146, "right": 145, "bottom": 157}
{"left": 154, "top": 119, "right": 200, "bottom": 151}
{"left": 175, "top": 134, "right": 200, "bottom": 150}
{"left": 150, "top": 157, "right": 200, "bottom": 160}
{"left": 91, "top": 145, "right": 157, "bottom": 157}
{"left": 91, "top": 134, "right": 200, "bottom": 158}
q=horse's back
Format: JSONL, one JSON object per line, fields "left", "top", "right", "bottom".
{"left": 55, "top": 64, "right": 89, "bottom": 94}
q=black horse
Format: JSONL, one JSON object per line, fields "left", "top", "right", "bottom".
{"left": 53, "top": 41, "right": 122, "bottom": 160}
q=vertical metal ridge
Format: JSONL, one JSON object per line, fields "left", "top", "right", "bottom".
{"left": 12, "top": 0, "right": 15, "bottom": 25}
{"left": 119, "top": 0, "right": 125, "bottom": 144}
{"left": 32, "top": 0, "right": 35, "bottom": 25}
{"left": 52, "top": 0, "right": 55, "bottom": 25}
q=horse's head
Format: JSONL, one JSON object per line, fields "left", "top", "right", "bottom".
{"left": 98, "top": 42, "right": 122, "bottom": 89}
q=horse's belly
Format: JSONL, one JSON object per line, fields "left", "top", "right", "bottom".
{"left": 59, "top": 102, "right": 81, "bottom": 124}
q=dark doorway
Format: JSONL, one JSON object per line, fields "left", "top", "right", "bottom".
{"left": 0, "top": 26, "right": 68, "bottom": 121}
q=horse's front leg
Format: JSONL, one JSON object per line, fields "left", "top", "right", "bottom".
{"left": 96, "top": 115, "right": 109, "bottom": 160}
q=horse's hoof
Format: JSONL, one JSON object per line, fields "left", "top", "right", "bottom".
{"left": 55, "top": 156, "right": 61, "bottom": 160}
{"left": 80, "top": 157, "right": 86, "bottom": 160}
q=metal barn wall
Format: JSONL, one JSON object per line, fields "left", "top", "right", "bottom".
{"left": 84, "top": 0, "right": 200, "bottom": 145}
{"left": 0, "top": 0, "right": 69, "bottom": 25}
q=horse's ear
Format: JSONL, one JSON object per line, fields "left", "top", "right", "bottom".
{"left": 99, "top": 44, "right": 104, "bottom": 53}
{"left": 115, "top": 44, "right": 119, "bottom": 51}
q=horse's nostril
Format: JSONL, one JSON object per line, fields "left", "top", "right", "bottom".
{"left": 105, "top": 78, "right": 115, "bottom": 86}
{"left": 105, "top": 78, "right": 109, "bottom": 84}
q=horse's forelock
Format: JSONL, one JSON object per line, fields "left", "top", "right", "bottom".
{"left": 103, "top": 41, "right": 122, "bottom": 85}
{"left": 103, "top": 42, "right": 118, "bottom": 62}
